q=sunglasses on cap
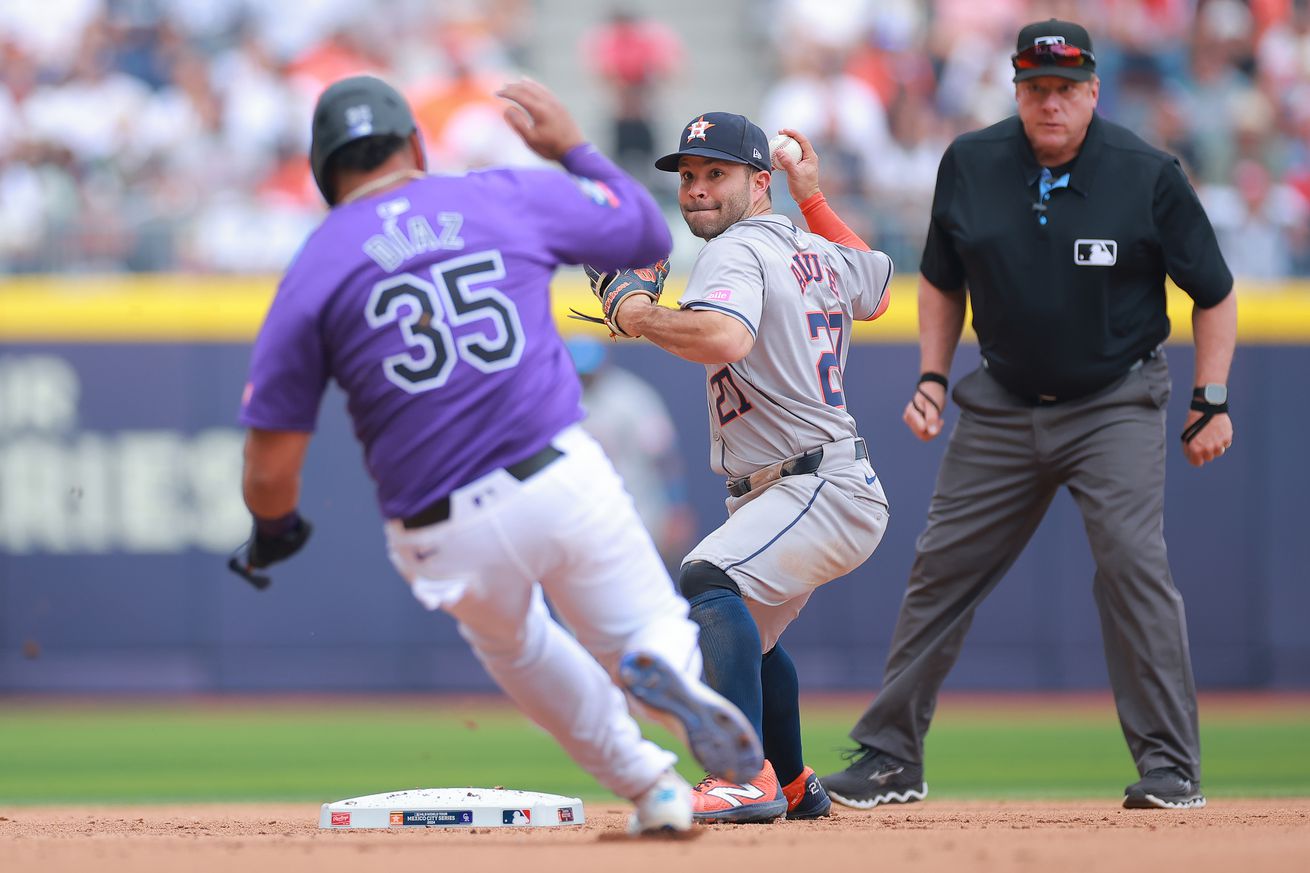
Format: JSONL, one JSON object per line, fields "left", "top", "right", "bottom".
{"left": 1011, "top": 42, "right": 1096, "bottom": 70}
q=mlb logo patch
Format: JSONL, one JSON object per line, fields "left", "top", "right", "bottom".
{"left": 1074, "top": 239, "right": 1117, "bottom": 266}
{"left": 502, "top": 809, "right": 531, "bottom": 825}
{"left": 572, "top": 176, "right": 620, "bottom": 208}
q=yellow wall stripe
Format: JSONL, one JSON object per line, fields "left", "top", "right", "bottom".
{"left": 2, "top": 275, "right": 1307, "bottom": 343}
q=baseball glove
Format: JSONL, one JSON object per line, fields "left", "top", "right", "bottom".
{"left": 570, "top": 259, "right": 669, "bottom": 337}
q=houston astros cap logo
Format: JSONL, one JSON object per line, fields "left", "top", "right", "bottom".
{"left": 686, "top": 116, "right": 716, "bottom": 142}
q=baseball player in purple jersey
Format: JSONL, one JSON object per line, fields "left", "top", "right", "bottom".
{"left": 595, "top": 115, "right": 894, "bottom": 823}
{"left": 228, "top": 75, "right": 762, "bottom": 835}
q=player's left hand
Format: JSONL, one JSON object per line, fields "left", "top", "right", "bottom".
{"left": 1180, "top": 411, "right": 1232, "bottom": 467}
{"left": 497, "top": 78, "right": 586, "bottom": 162}
{"left": 775, "top": 128, "right": 821, "bottom": 203}
{"left": 571, "top": 260, "right": 668, "bottom": 337}
{"left": 227, "top": 514, "right": 313, "bottom": 590}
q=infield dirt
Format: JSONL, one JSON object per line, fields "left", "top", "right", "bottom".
{"left": 3, "top": 799, "right": 1307, "bottom": 873}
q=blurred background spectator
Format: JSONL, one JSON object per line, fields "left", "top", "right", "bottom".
{"left": 0, "top": 0, "right": 1306, "bottom": 278}
{"left": 581, "top": 6, "right": 683, "bottom": 192}
{"left": 567, "top": 336, "right": 696, "bottom": 571}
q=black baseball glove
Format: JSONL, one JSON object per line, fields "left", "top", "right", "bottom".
{"left": 570, "top": 259, "right": 669, "bottom": 337}
{"left": 227, "top": 514, "right": 313, "bottom": 591}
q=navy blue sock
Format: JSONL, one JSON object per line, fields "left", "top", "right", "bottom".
{"left": 761, "top": 644, "right": 804, "bottom": 786}
{"left": 687, "top": 588, "right": 763, "bottom": 741}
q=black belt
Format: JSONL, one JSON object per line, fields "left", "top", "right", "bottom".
{"left": 401, "top": 444, "right": 563, "bottom": 529}
{"left": 727, "top": 438, "right": 867, "bottom": 499}
{"left": 992, "top": 346, "right": 1161, "bottom": 407}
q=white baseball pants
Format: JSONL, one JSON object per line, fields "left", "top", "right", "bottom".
{"left": 384, "top": 424, "right": 700, "bottom": 799}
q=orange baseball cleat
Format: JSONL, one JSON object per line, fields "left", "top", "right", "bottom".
{"left": 782, "top": 766, "right": 832, "bottom": 819}
{"left": 691, "top": 760, "right": 788, "bottom": 823}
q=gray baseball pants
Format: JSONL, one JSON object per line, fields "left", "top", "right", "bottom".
{"left": 851, "top": 353, "right": 1202, "bottom": 781}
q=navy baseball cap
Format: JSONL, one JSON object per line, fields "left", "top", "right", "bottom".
{"left": 1012, "top": 19, "right": 1096, "bottom": 83}
{"left": 655, "top": 112, "right": 771, "bottom": 173}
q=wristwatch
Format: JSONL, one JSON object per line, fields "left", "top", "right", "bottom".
{"left": 1183, "top": 383, "right": 1229, "bottom": 445}
{"left": 1192, "top": 384, "right": 1228, "bottom": 407}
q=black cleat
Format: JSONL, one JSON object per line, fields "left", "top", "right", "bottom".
{"left": 1123, "top": 768, "right": 1206, "bottom": 809}
{"left": 818, "top": 746, "right": 927, "bottom": 809}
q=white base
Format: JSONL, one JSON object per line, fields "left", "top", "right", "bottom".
{"left": 319, "top": 787, "right": 586, "bottom": 829}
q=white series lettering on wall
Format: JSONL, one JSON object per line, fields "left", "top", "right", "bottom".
{"left": 0, "top": 355, "right": 247, "bottom": 554}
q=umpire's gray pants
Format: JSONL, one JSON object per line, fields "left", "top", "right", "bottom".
{"left": 851, "top": 354, "right": 1202, "bottom": 781}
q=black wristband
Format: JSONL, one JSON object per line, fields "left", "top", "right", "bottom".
{"left": 1181, "top": 400, "right": 1229, "bottom": 444}
{"left": 1189, "top": 399, "right": 1229, "bottom": 415}
{"left": 254, "top": 510, "right": 302, "bottom": 538}
{"left": 917, "top": 372, "right": 949, "bottom": 390}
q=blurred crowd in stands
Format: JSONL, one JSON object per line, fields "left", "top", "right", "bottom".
{"left": 1, "top": 0, "right": 1307, "bottom": 280}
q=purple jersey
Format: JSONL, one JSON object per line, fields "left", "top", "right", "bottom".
{"left": 240, "top": 145, "right": 671, "bottom": 519}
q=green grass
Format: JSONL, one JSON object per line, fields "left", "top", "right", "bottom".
{"left": 0, "top": 696, "right": 1306, "bottom": 804}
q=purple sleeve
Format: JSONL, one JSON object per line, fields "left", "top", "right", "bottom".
{"left": 528, "top": 143, "right": 672, "bottom": 270}
{"left": 238, "top": 270, "right": 328, "bottom": 432}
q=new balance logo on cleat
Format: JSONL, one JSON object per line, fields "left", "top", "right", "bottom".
{"left": 692, "top": 761, "right": 788, "bottom": 824}
{"left": 705, "top": 782, "right": 765, "bottom": 807}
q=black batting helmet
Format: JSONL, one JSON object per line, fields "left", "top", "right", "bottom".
{"left": 309, "top": 75, "right": 418, "bottom": 205}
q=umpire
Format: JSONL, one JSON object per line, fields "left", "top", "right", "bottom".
{"left": 820, "top": 19, "right": 1236, "bottom": 811}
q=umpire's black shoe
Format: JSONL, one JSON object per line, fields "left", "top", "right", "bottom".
{"left": 1123, "top": 768, "right": 1206, "bottom": 809}
{"left": 818, "top": 746, "right": 927, "bottom": 809}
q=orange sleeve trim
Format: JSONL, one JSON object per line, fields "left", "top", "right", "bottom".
{"left": 865, "top": 285, "right": 891, "bottom": 321}
{"left": 797, "top": 192, "right": 870, "bottom": 251}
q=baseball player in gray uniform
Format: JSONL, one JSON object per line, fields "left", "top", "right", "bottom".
{"left": 600, "top": 114, "right": 893, "bottom": 823}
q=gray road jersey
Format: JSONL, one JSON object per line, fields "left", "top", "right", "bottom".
{"left": 679, "top": 214, "right": 893, "bottom": 477}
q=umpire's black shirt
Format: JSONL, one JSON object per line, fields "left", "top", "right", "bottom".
{"left": 920, "top": 114, "right": 1232, "bottom": 402}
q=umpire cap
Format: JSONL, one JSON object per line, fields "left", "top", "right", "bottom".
{"left": 655, "top": 112, "right": 770, "bottom": 173}
{"left": 1011, "top": 19, "right": 1097, "bottom": 83}
{"left": 310, "top": 75, "right": 418, "bottom": 204}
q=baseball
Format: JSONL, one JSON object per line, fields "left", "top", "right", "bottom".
{"left": 769, "top": 134, "right": 802, "bottom": 170}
